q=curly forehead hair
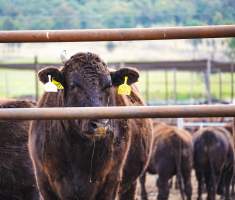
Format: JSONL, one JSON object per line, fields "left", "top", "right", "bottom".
{"left": 64, "top": 52, "right": 108, "bottom": 73}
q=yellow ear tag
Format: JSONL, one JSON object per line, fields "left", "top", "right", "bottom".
{"left": 44, "top": 75, "right": 58, "bottom": 92}
{"left": 118, "top": 76, "right": 131, "bottom": 95}
{"left": 52, "top": 78, "right": 64, "bottom": 90}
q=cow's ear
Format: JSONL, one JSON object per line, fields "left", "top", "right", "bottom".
{"left": 110, "top": 67, "right": 139, "bottom": 86}
{"left": 38, "top": 67, "right": 64, "bottom": 84}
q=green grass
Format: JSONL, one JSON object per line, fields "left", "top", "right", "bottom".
{"left": 137, "top": 71, "right": 234, "bottom": 102}
{"left": 0, "top": 68, "right": 44, "bottom": 98}
{"left": 0, "top": 68, "right": 234, "bottom": 103}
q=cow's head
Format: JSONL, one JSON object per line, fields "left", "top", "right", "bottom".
{"left": 38, "top": 52, "right": 139, "bottom": 138}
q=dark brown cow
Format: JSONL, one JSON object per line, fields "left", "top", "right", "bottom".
{"left": 0, "top": 99, "right": 38, "bottom": 200}
{"left": 140, "top": 122, "right": 193, "bottom": 200}
{"left": 29, "top": 52, "right": 153, "bottom": 200}
{"left": 193, "top": 127, "right": 234, "bottom": 200}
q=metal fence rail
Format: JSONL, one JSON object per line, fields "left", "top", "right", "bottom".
{"left": 1, "top": 60, "right": 234, "bottom": 72}
{"left": 0, "top": 105, "right": 235, "bottom": 120}
{"left": 0, "top": 25, "right": 235, "bottom": 43}
{"left": 1, "top": 25, "right": 235, "bottom": 120}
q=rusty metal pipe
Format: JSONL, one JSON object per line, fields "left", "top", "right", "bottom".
{"left": 0, "top": 25, "right": 235, "bottom": 43}
{"left": 0, "top": 105, "right": 235, "bottom": 120}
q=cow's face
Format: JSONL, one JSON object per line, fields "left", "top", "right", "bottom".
{"left": 38, "top": 52, "right": 139, "bottom": 138}
{"left": 63, "top": 53, "right": 112, "bottom": 108}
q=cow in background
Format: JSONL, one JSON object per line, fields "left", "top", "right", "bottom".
{"left": 140, "top": 122, "right": 193, "bottom": 200}
{"left": 193, "top": 127, "right": 234, "bottom": 200}
{"left": 0, "top": 99, "right": 38, "bottom": 200}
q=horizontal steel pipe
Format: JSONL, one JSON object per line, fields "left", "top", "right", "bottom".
{"left": 0, "top": 105, "right": 235, "bottom": 120}
{"left": 0, "top": 25, "right": 235, "bottom": 43}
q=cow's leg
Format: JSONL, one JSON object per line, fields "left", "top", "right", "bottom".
{"left": 205, "top": 171, "right": 216, "bottom": 200}
{"left": 182, "top": 166, "right": 192, "bottom": 200}
{"left": 96, "top": 177, "right": 120, "bottom": 200}
{"left": 223, "top": 167, "right": 233, "bottom": 200}
{"left": 181, "top": 152, "right": 192, "bottom": 200}
{"left": 119, "top": 181, "right": 137, "bottom": 200}
{"left": 140, "top": 172, "right": 148, "bottom": 200}
{"left": 157, "top": 175, "right": 170, "bottom": 200}
{"left": 232, "top": 176, "right": 235, "bottom": 197}
{"left": 156, "top": 160, "right": 175, "bottom": 200}
{"left": 195, "top": 169, "right": 203, "bottom": 200}
{"left": 34, "top": 167, "right": 58, "bottom": 200}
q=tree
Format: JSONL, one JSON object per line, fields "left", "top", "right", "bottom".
{"left": 0, "top": 0, "right": 234, "bottom": 30}
{"left": 2, "top": 18, "right": 16, "bottom": 30}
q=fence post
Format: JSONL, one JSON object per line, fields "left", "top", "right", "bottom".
{"left": 145, "top": 71, "right": 149, "bottom": 105}
{"left": 233, "top": 118, "right": 235, "bottom": 153}
{"left": 164, "top": 70, "right": 169, "bottom": 104}
{"left": 219, "top": 68, "right": 222, "bottom": 100}
{"left": 4, "top": 71, "right": 9, "bottom": 98}
{"left": 190, "top": 71, "right": 194, "bottom": 104}
{"left": 231, "top": 63, "right": 234, "bottom": 102}
{"left": 173, "top": 68, "right": 177, "bottom": 104}
{"left": 34, "top": 56, "right": 39, "bottom": 101}
{"left": 204, "top": 59, "right": 212, "bottom": 104}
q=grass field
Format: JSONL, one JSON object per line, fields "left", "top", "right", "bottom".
{"left": 0, "top": 68, "right": 233, "bottom": 103}
{"left": 137, "top": 71, "right": 233, "bottom": 103}
{"left": 0, "top": 68, "right": 43, "bottom": 99}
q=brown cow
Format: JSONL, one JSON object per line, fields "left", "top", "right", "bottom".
{"left": 193, "top": 127, "right": 234, "bottom": 200}
{"left": 29, "top": 52, "right": 153, "bottom": 200}
{"left": 0, "top": 99, "right": 39, "bottom": 200}
{"left": 140, "top": 122, "right": 193, "bottom": 200}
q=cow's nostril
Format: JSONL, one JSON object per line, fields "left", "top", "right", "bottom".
{"left": 90, "top": 122, "right": 98, "bottom": 129}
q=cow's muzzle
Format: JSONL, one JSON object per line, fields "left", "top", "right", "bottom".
{"left": 88, "top": 119, "right": 109, "bottom": 138}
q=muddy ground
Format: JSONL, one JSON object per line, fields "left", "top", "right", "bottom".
{"left": 135, "top": 173, "right": 233, "bottom": 200}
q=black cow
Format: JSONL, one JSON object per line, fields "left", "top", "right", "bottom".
{"left": 140, "top": 122, "right": 193, "bottom": 200}
{"left": 29, "top": 52, "right": 153, "bottom": 200}
{"left": 193, "top": 127, "right": 234, "bottom": 200}
{"left": 0, "top": 99, "right": 38, "bottom": 200}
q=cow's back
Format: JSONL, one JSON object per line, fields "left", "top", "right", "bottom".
{"left": 148, "top": 122, "right": 193, "bottom": 174}
{"left": 193, "top": 127, "right": 234, "bottom": 170}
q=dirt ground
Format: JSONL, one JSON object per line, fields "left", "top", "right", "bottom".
{"left": 135, "top": 172, "right": 230, "bottom": 200}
